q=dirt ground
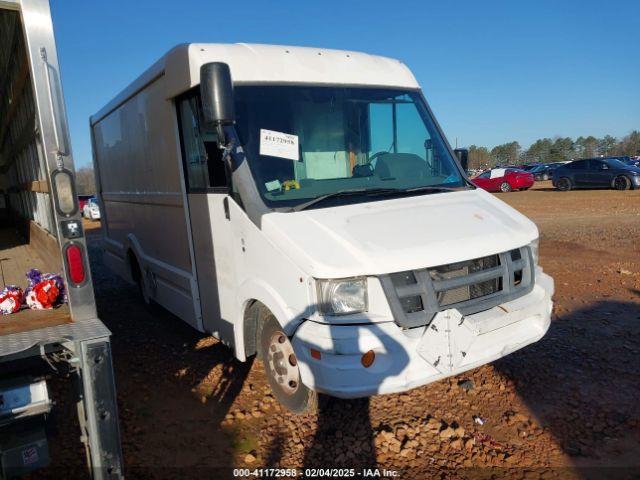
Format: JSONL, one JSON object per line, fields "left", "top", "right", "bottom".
{"left": 33, "top": 183, "right": 640, "bottom": 479}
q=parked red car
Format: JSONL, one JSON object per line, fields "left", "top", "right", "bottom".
{"left": 472, "top": 168, "right": 534, "bottom": 192}
{"left": 78, "top": 194, "right": 93, "bottom": 211}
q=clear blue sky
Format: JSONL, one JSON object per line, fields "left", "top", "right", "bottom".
{"left": 50, "top": 0, "right": 639, "bottom": 167}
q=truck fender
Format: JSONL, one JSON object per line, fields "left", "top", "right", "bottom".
{"left": 123, "top": 234, "right": 147, "bottom": 285}
{"left": 235, "top": 278, "right": 308, "bottom": 361}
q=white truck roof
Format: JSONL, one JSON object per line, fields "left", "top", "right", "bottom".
{"left": 91, "top": 43, "right": 420, "bottom": 125}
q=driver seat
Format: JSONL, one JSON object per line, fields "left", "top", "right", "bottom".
{"left": 374, "top": 153, "right": 427, "bottom": 180}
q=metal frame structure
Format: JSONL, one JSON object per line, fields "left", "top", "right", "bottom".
{"left": 0, "top": 0, "right": 123, "bottom": 477}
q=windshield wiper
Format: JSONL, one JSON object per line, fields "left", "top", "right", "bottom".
{"left": 291, "top": 188, "right": 403, "bottom": 211}
{"left": 403, "top": 185, "right": 468, "bottom": 193}
{"left": 291, "top": 185, "right": 466, "bottom": 212}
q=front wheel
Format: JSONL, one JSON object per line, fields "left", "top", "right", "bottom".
{"left": 613, "top": 175, "right": 630, "bottom": 191}
{"left": 499, "top": 182, "right": 512, "bottom": 192}
{"left": 258, "top": 313, "right": 317, "bottom": 414}
{"left": 556, "top": 177, "right": 572, "bottom": 191}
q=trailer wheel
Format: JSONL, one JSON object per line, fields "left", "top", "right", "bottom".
{"left": 258, "top": 312, "right": 317, "bottom": 414}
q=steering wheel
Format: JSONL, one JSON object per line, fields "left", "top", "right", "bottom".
{"left": 369, "top": 151, "right": 390, "bottom": 164}
{"left": 351, "top": 151, "right": 391, "bottom": 177}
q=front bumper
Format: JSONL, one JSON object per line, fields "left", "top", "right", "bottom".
{"left": 292, "top": 268, "right": 554, "bottom": 398}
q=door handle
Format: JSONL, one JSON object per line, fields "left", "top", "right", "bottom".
{"left": 223, "top": 197, "right": 230, "bottom": 220}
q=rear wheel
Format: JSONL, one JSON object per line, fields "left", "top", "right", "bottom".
{"left": 258, "top": 312, "right": 317, "bottom": 414}
{"left": 556, "top": 177, "right": 572, "bottom": 191}
{"left": 499, "top": 182, "right": 512, "bottom": 192}
{"left": 130, "top": 253, "right": 157, "bottom": 310}
{"left": 613, "top": 175, "right": 630, "bottom": 191}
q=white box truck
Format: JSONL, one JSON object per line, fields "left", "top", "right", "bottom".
{"left": 91, "top": 43, "right": 554, "bottom": 413}
{"left": 0, "top": 0, "right": 123, "bottom": 477}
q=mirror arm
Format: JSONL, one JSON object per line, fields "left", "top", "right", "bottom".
{"left": 216, "top": 124, "right": 228, "bottom": 149}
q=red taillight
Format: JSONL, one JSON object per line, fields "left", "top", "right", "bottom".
{"left": 65, "top": 244, "right": 85, "bottom": 284}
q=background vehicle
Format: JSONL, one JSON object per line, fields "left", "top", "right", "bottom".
{"left": 624, "top": 158, "right": 640, "bottom": 168}
{"left": 472, "top": 168, "right": 534, "bottom": 192}
{"left": 603, "top": 155, "right": 630, "bottom": 163}
{"left": 92, "top": 43, "right": 553, "bottom": 413}
{"left": 78, "top": 194, "right": 93, "bottom": 212}
{"left": 530, "top": 163, "right": 560, "bottom": 181}
{"left": 518, "top": 163, "right": 540, "bottom": 171}
{"left": 82, "top": 197, "right": 101, "bottom": 220}
{"left": 552, "top": 158, "right": 640, "bottom": 191}
{"left": 0, "top": 0, "right": 123, "bottom": 477}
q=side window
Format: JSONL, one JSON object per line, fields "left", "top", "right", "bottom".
{"left": 591, "top": 160, "right": 607, "bottom": 170}
{"left": 477, "top": 171, "right": 490, "bottom": 178}
{"left": 396, "top": 101, "right": 430, "bottom": 158}
{"left": 368, "top": 97, "right": 451, "bottom": 178}
{"left": 368, "top": 103, "right": 394, "bottom": 156}
{"left": 177, "top": 94, "right": 227, "bottom": 191}
{"left": 568, "top": 160, "right": 586, "bottom": 170}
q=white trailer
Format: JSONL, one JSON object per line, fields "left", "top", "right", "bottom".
{"left": 0, "top": 0, "right": 123, "bottom": 477}
{"left": 91, "top": 43, "right": 554, "bottom": 412}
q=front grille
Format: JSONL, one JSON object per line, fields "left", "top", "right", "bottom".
{"left": 379, "top": 247, "right": 534, "bottom": 328}
{"left": 429, "top": 254, "right": 502, "bottom": 306}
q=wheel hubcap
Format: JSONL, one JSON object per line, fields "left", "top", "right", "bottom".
{"left": 267, "top": 332, "right": 300, "bottom": 395}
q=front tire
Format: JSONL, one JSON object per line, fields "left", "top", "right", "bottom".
{"left": 258, "top": 312, "right": 317, "bottom": 414}
{"left": 613, "top": 175, "right": 630, "bottom": 191}
{"left": 499, "top": 182, "right": 512, "bottom": 192}
{"left": 557, "top": 177, "right": 572, "bottom": 191}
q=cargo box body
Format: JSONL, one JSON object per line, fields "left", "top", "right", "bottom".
{"left": 0, "top": 1, "right": 123, "bottom": 477}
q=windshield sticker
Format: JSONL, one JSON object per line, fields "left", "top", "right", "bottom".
{"left": 490, "top": 168, "right": 506, "bottom": 179}
{"left": 265, "top": 179, "right": 282, "bottom": 192}
{"left": 259, "top": 129, "right": 299, "bottom": 161}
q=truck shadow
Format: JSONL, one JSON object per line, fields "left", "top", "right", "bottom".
{"left": 491, "top": 298, "right": 640, "bottom": 479}
{"left": 298, "top": 322, "right": 410, "bottom": 471}
{"left": 84, "top": 226, "right": 252, "bottom": 479}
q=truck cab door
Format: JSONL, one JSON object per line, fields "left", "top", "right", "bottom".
{"left": 571, "top": 160, "right": 591, "bottom": 186}
{"left": 176, "top": 94, "right": 240, "bottom": 346}
{"left": 589, "top": 160, "right": 613, "bottom": 187}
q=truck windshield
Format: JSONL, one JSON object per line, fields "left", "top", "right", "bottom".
{"left": 232, "top": 86, "right": 466, "bottom": 210}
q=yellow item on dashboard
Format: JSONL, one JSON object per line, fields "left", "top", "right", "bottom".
{"left": 282, "top": 180, "right": 300, "bottom": 191}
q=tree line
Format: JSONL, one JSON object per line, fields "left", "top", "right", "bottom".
{"left": 75, "top": 166, "right": 96, "bottom": 195}
{"left": 466, "top": 130, "right": 640, "bottom": 170}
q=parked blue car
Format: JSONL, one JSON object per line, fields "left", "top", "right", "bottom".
{"left": 552, "top": 158, "right": 640, "bottom": 191}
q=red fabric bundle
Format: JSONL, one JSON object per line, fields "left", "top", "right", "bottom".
{"left": 0, "top": 286, "right": 23, "bottom": 315}
{"left": 26, "top": 279, "right": 60, "bottom": 310}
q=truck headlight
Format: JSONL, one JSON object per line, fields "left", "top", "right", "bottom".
{"left": 529, "top": 238, "right": 539, "bottom": 264}
{"left": 316, "top": 277, "right": 367, "bottom": 315}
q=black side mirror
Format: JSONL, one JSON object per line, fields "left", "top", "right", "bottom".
{"left": 454, "top": 148, "right": 469, "bottom": 172}
{"left": 200, "top": 63, "right": 235, "bottom": 141}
